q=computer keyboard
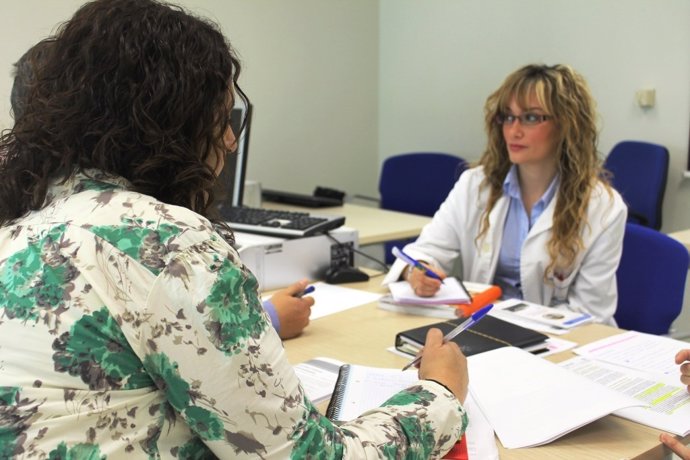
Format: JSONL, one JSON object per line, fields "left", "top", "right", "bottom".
{"left": 219, "top": 206, "right": 346, "bottom": 238}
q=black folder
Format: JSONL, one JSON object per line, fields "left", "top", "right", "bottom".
{"left": 395, "top": 315, "right": 548, "bottom": 357}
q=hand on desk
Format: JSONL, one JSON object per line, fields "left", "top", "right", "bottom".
{"left": 418, "top": 328, "right": 469, "bottom": 403}
{"left": 405, "top": 263, "right": 447, "bottom": 297}
{"left": 659, "top": 349, "right": 690, "bottom": 459}
{"left": 271, "top": 280, "right": 315, "bottom": 340}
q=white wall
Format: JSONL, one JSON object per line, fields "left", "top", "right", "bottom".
{"left": 379, "top": 0, "right": 690, "bottom": 233}
{"left": 0, "top": 0, "right": 380, "bottom": 199}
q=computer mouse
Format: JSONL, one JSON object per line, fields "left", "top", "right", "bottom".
{"left": 324, "top": 265, "right": 370, "bottom": 284}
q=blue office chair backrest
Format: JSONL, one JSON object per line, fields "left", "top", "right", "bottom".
{"left": 379, "top": 152, "right": 468, "bottom": 216}
{"left": 379, "top": 152, "right": 468, "bottom": 264}
{"left": 604, "top": 140, "right": 669, "bottom": 230}
{"left": 614, "top": 223, "right": 689, "bottom": 335}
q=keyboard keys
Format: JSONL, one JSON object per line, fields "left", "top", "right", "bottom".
{"left": 218, "top": 206, "right": 345, "bottom": 238}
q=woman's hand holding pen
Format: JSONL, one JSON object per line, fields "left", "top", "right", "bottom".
{"left": 417, "top": 328, "right": 469, "bottom": 403}
{"left": 271, "top": 280, "right": 315, "bottom": 340}
{"left": 405, "top": 263, "right": 447, "bottom": 297}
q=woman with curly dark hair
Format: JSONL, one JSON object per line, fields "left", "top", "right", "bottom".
{"left": 384, "top": 64, "right": 627, "bottom": 325}
{"left": 0, "top": 0, "right": 468, "bottom": 457}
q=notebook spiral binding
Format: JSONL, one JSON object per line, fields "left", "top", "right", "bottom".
{"left": 325, "top": 364, "right": 352, "bottom": 420}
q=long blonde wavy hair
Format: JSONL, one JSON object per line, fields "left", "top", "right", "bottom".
{"left": 477, "top": 64, "right": 611, "bottom": 279}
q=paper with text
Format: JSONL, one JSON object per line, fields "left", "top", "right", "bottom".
{"left": 574, "top": 330, "right": 688, "bottom": 376}
{"left": 293, "top": 357, "right": 344, "bottom": 404}
{"left": 560, "top": 356, "right": 690, "bottom": 436}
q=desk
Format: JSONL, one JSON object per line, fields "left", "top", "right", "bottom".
{"left": 263, "top": 202, "right": 431, "bottom": 245}
{"left": 284, "top": 276, "right": 684, "bottom": 460}
{"left": 669, "top": 228, "right": 690, "bottom": 254}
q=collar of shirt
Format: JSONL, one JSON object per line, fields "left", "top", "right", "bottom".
{"left": 493, "top": 166, "right": 559, "bottom": 299}
{"left": 502, "top": 165, "right": 559, "bottom": 228}
{"left": 47, "top": 169, "right": 132, "bottom": 203}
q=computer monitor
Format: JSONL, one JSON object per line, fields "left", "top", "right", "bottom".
{"left": 214, "top": 102, "right": 252, "bottom": 208}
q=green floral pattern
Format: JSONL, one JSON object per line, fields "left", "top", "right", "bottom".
{"left": 0, "top": 171, "right": 466, "bottom": 458}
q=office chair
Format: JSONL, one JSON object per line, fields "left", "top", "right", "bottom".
{"left": 614, "top": 223, "right": 689, "bottom": 335}
{"left": 379, "top": 152, "right": 468, "bottom": 264}
{"left": 603, "top": 140, "right": 669, "bottom": 231}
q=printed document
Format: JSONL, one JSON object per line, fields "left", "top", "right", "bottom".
{"left": 574, "top": 330, "right": 687, "bottom": 375}
{"left": 568, "top": 330, "right": 690, "bottom": 435}
{"left": 560, "top": 356, "right": 690, "bottom": 436}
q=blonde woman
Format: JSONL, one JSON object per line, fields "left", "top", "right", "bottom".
{"left": 384, "top": 64, "right": 626, "bottom": 325}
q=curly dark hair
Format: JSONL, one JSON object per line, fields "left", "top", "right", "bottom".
{"left": 0, "top": 0, "right": 247, "bottom": 225}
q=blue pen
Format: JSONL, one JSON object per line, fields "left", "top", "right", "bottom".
{"left": 562, "top": 313, "right": 591, "bottom": 326}
{"left": 402, "top": 304, "right": 494, "bottom": 371}
{"left": 297, "top": 285, "right": 315, "bottom": 298}
{"left": 392, "top": 246, "right": 444, "bottom": 283}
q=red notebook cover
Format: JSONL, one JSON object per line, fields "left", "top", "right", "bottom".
{"left": 442, "top": 435, "right": 468, "bottom": 460}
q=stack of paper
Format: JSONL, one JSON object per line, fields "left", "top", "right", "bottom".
{"left": 387, "top": 277, "right": 471, "bottom": 305}
{"left": 378, "top": 295, "right": 458, "bottom": 318}
{"left": 468, "top": 347, "right": 643, "bottom": 448}
{"left": 566, "top": 331, "right": 690, "bottom": 436}
{"left": 492, "top": 298, "right": 593, "bottom": 329}
{"left": 293, "top": 357, "right": 344, "bottom": 404}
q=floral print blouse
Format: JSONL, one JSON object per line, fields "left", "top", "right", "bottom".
{"left": 0, "top": 171, "right": 467, "bottom": 459}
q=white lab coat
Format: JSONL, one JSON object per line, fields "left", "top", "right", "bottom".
{"left": 382, "top": 167, "right": 627, "bottom": 325}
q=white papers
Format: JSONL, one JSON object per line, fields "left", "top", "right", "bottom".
{"left": 560, "top": 356, "right": 690, "bottom": 436}
{"left": 523, "top": 337, "right": 578, "bottom": 357}
{"left": 293, "top": 357, "right": 343, "bottom": 403}
{"left": 468, "top": 347, "right": 643, "bottom": 448}
{"left": 493, "top": 298, "right": 593, "bottom": 329}
{"left": 574, "top": 330, "right": 687, "bottom": 376}
{"left": 308, "top": 282, "right": 382, "bottom": 319}
{"left": 464, "top": 393, "right": 500, "bottom": 459}
{"left": 489, "top": 309, "right": 569, "bottom": 335}
{"left": 263, "top": 282, "right": 382, "bottom": 320}
{"left": 568, "top": 330, "right": 690, "bottom": 436}
{"left": 378, "top": 295, "right": 457, "bottom": 319}
{"left": 388, "top": 277, "right": 470, "bottom": 305}
{"left": 324, "top": 361, "right": 500, "bottom": 457}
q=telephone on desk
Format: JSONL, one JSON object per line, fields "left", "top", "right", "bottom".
{"left": 262, "top": 186, "right": 345, "bottom": 208}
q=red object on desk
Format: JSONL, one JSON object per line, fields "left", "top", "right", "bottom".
{"left": 455, "top": 285, "right": 502, "bottom": 317}
{"left": 442, "top": 435, "right": 468, "bottom": 459}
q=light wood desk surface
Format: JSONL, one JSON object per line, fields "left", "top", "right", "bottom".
{"left": 669, "top": 228, "right": 690, "bottom": 254}
{"left": 263, "top": 202, "right": 431, "bottom": 246}
{"left": 283, "top": 275, "right": 683, "bottom": 460}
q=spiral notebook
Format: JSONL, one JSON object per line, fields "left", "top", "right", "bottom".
{"left": 325, "top": 364, "right": 419, "bottom": 422}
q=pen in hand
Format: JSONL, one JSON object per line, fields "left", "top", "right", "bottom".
{"left": 401, "top": 304, "right": 494, "bottom": 371}
{"left": 392, "top": 246, "right": 444, "bottom": 283}
{"left": 296, "top": 285, "right": 315, "bottom": 298}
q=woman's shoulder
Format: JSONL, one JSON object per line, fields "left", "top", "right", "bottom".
{"left": 57, "top": 182, "right": 221, "bottom": 252}
{"left": 456, "top": 165, "right": 486, "bottom": 186}
{"left": 590, "top": 179, "right": 625, "bottom": 206}
{"left": 587, "top": 180, "right": 627, "bottom": 221}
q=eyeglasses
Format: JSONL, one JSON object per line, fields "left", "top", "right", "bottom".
{"left": 495, "top": 113, "right": 552, "bottom": 127}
